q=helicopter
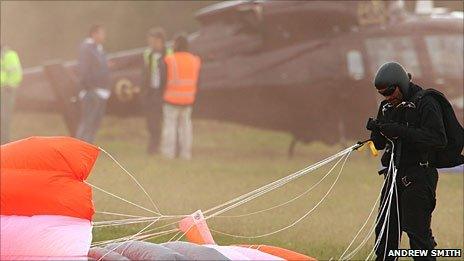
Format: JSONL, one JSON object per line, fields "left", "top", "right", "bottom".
{"left": 16, "top": 0, "right": 463, "bottom": 154}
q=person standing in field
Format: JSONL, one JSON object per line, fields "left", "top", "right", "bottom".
{"left": 161, "top": 34, "right": 201, "bottom": 159}
{"left": 366, "top": 62, "right": 464, "bottom": 261}
{"left": 75, "top": 25, "right": 110, "bottom": 143}
{"left": 141, "top": 27, "right": 167, "bottom": 155}
{"left": 1, "top": 44, "right": 23, "bottom": 144}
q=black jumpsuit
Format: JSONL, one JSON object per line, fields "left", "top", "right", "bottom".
{"left": 370, "top": 84, "right": 447, "bottom": 261}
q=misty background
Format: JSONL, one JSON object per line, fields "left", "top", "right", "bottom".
{"left": 1, "top": 0, "right": 462, "bottom": 68}
{"left": 1, "top": 1, "right": 219, "bottom": 67}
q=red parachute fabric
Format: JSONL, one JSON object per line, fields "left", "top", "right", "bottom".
{"left": 1, "top": 136, "right": 99, "bottom": 220}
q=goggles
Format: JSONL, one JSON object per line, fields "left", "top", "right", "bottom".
{"left": 378, "top": 85, "right": 397, "bottom": 97}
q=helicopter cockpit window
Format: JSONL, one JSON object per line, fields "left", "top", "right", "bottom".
{"left": 232, "top": 10, "right": 262, "bottom": 36}
{"left": 193, "top": 12, "right": 262, "bottom": 60}
{"left": 425, "top": 34, "right": 463, "bottom": 78}
{"left": 264, "top": 11, "right": 357, "bottom": 49}
{"left": 346, "top": 50, "right": 365, "bottom": 80}
{"left": 365, "top": 37, "right": 422, "bottom": 77}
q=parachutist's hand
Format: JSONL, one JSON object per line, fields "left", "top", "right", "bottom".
{"left": 366, "top": 118, "right": 380, "bottom": 132}
{"left": 379, "top": 123, "right": 407, "bottom": 138}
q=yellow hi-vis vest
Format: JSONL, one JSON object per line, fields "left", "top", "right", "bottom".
{"left": 1, "top": 48, "right": 23, "bottom": 88}
{"left": 163, "top": 52, "right": 201, "bottom": 106}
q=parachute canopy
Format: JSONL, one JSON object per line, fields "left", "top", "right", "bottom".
{"left": 2, "top": 137, "right": 317, "bottom": 260}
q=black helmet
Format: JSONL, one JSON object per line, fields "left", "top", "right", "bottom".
{"left": 374, "top": 62, "right": 410, "bottom": 97}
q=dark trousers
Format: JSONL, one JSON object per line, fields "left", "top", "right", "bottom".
{"left": 75, "top": 90, "right": 107, "bottom": 143}
{"left": 375, "top": 166, "right": 438, "bottom": 261}
{"left": 144, "top": 89, "right": 163, "bottom": 153}
{"left": 1, "top": 87, "right": 16, "bottom": 144}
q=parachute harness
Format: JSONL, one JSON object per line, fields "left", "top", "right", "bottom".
{"left": 90, "top": 140, "right": 392, "bottom": 260}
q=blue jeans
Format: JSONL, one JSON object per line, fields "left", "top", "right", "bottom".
{"left": 75, "top": 90, "right": 107, "bottom": 143}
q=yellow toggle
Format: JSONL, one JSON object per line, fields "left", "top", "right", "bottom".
{"left": 357, "top": 141, "right": 378, "bottom": 156}
{"left": 368, "top": 141, "right": 379, "bottom": 156}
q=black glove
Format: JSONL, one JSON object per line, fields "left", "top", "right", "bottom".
{"left": 379, "top": 123, "right": 407, "bottom": 138}
{"left": 366, "top": 118, "right": 380, "bottom": 132}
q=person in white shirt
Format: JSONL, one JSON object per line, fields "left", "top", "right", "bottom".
{"left": 75, "top": 24, "right": 110, "bottom": 143}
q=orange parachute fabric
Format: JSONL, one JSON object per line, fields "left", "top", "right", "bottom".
{"left": 237, "top": 245, "right": 317, "bottom": 261}
{"left": 1, "top": 136, "right": 99, "bottom": 220}
{"left": 179, "top": 210, "right": 216, "bottom": 245}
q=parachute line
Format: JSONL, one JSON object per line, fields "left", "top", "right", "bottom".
{"left": 86, "top": 182, "right": 160, "bottom": 215}
{"left": 366, "top": 140, "right": 398, "bottom": 261}
{"left": 338, "top": 178, "right": 385, "bottom": 260}
{"left": 204, "top": 146, "right": 356, "bottom": 219}
{"left": 99, "top": 147, "right": 162, "bottom": 215}
{"left": 215, "top": 150, "right": 347, "bottom": 218}
{"left": 340, "top": 140, "right": 399, "bottom": 260}
{"left": 93, "top": 215, "right": 185, "bottom": 228}
{"left": 91, "top": 217, "right": 187, "bottom": 247}
{"left": 97, "top": 218, "right": 161, "bottom": 261}
{"left": 95, "top": 211, "right": 151, "bottom": 218}
{"left": 208, "top": 151, "right": 351, "bottom": 239}
{"left": 90, "top": 143, "right": 362, "bottom": 248}
{"left": 91, "top": 228, "right": 178, "bottom": 247}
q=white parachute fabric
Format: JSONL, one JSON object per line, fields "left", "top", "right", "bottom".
{"left": 1, "top": 215, "right": 92, "bottom": 260}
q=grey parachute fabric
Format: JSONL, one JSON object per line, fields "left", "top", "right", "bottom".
{"left": 106, "top": 241, "right": 188, "bottom": 260}
{"left": 88, "top": 247, "right": 130, "bottom": 260}
{"left": 161, "top": 241, "right": 230, "bottom": 260}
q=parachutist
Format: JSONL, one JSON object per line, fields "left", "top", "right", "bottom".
{"left": 368, "top": 62, "right": 464, "bottom": 261}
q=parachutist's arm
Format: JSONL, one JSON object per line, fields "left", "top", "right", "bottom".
{"left": 402, "top": 96, "right": 447, "bottom": 149}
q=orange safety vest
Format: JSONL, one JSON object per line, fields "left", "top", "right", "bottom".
{"left": 164, "top": 52, "right": 201, "bottom": 105}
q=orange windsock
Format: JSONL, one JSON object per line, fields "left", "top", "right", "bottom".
{"left": 179, "top": 210, "right": 216, "bottom": 245}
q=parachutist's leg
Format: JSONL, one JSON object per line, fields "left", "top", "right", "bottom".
{"left": 401, "top": 168, "right": 438, "bottom": 261}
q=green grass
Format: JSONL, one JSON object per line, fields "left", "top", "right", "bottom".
{"left": 10, "top": 112, "right": 464, "bottom": 260}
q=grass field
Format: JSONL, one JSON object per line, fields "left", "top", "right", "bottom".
{"left": 10, "top": 112, "right": 464, "bottom": 260}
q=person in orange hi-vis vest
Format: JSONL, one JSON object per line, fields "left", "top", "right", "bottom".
{"left": 161, "top": 34, "right": 201, "bottom": 160}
